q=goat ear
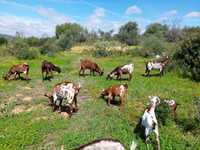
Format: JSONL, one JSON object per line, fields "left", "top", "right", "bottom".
{"left": 148, "top": 96, "right": 152, "bottom": 99}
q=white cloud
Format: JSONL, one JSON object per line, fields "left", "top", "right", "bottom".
{"left": 165, "top": 10, "right": 178, "bottom": 17}
{"left": 0, "top": 14, "right": 54, "bottom": 37}
{"left": 85, "top": 7, "right": 106, "bottom": 31}
{"left": 93, "top": 7, "right": 105, "bottom": 17}
{"left": 36, "top": 7, "right": 72, "bottom": 24}
{"left": 125, "top": 5, "right": 142, "bottom": 15}
{"left": 185, "top": 11, "right": 200, "bottom": 18}
{"left": 156, "top": 10, "right": 178, "bottom": 23}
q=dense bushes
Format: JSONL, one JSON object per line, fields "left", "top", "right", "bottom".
{"left": 174, "top": 27, "right": 200, "bottom": 81}
{"left": 16, "top": 47, "right": 39, "bottom": 59}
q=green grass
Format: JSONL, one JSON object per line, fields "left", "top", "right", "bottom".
{"left": 0, "top": 52, "right": 199, "bottom": 150}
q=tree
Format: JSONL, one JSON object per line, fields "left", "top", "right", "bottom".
{"left": 174, "top": 27, "right": 200, "bottom": 81}
{"left": 0, "top": 37, "right": 8, "bottom": 46}
{"left": 117, "top": 21, "right": 139, "bottom": 45}
{"left": 56, "top": 23, "right": 87, "bottom": 49}
{"left": 144, "top": 23, "right": 168, "bottom": 39}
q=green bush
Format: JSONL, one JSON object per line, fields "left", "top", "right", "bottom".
{"left": 16, "top": 47, "right": 39, "bottom": 59}
{"left": 92, "top": 49, "right": 113, "bottom": 57}
{"left": 40, "top": 38, "right": 60, "bottom": 56}
{"left": 140, "top": 35, "right": 166, "bottom": 57}
{"left": 174, "top": 27, "right": 200, "bottom": 81}
{"left": 156, "top": 102, "right": 171, "bottom": 125}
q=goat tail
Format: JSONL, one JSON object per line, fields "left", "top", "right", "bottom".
{"left": 130, "top": 139, "right": 137, "bottom": 150}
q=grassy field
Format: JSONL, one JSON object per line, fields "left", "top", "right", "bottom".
{"left": 0, "top": 52, "right": 199, "bottom": 150}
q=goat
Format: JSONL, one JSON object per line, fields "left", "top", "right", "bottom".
{"left": 164, "top": 99, "right": 178, "bottom": 120}
{"left": 107, "top": 64, "right": 134, "bottom": 81}
{"left": 145, "top": 56, "right": 169, "bottom": 77}
{"left": 74, "top": 138, "right": 137, "bottom": 150}
{"left": 45, "top": 81, "right": 81, "bottom": 116}
{"left": 141, "top": 96, "right": 160, "bottom": 150}
{"left": 41, "top": 60, "right": 61, "bottom": 80}
{"left": 3, "top": 63, "right": 29, "bottom": 80}
{"left": 101, "top": 84, "right": 128, "bottom": 109}
{"left": 79, "top": 59, "right": 103, "bottom": 76}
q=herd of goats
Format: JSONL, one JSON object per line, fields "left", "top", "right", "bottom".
{"left": 2, "top": 56, "right": 179, "bottom": 150}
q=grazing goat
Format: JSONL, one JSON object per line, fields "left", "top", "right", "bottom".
{"left": 107, "top": 64, "right": 134, "bottom": 81}
{"left": 41, "top": 60, "right": 61, "bottom": 80}
{"left": 145, "top": 56, "right": 169, "bottom": 77}
{"left": 74, "top": 138, "right": 137, "bottom": 150}
{"left": 101, "top": 84, "right": 128, "bottom": 109}
{"left": 45, "top": 81, "right": 81, "bottom": 116}
{"left": 141, "top": 96, "right": 160, "bottom": 150}
{"left": 164, "top": 99, "right": 177, "bottom": 120}
{"left": 79, "top": 59, "right": 103, "bottom": 76}
{"left": 3, "top": 63, "right": 29, "bottom": 80}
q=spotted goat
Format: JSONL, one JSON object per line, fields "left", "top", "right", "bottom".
{"left": 145, "top": 56, "right": 169, "bottom": 77}
{"left": 107, "top": 64, "right": 134, "bottom": 80}
{"left": 45, "top": 81, "right": 81, "bottom": 116}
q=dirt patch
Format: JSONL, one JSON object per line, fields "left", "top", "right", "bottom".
{"left": 24, "top": 86, "right": 32, "bottom": 90}
{"left": 60, "top": 112, "right": 70, "bottom": 118}
{"left": 12, "top": 105, "right": 26, "bottom": 114}
{"left": 8, "top": 96, "right": 15, "bottom": 102}
{"left": 78, "top": 89, "right": 92, "bottom": 102}
{"left": 22, "top": 96, "right": 32, "bottom": 102}
{"left": 32, "top": 116, "right": 49, "bottom": 122}
{"left": 16, "top": 94, "right": 23, "bottom": 97}
{"left": 26, "top": 104, "right": 47, "bottom": 112}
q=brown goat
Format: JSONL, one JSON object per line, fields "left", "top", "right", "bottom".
{"left": 3, "top": 63, "right": 29, "bottom": 80}
{"left": 101, "top": 84, "right": 128, "bottom": 109}
{"left": 41, "top": 60, "right": 61, "bottom": 80}
{"left": 79, "top": 59, "right": 103, "bottom": 76}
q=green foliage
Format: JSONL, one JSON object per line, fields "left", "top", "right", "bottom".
{"left": 144, "top": 23, "right": 168, "bottom": 39}
{"left": 25, "top": 36, "right": 41, "bottom": 47}
{"left": 156, "top": 102, "right": 171, "bottom": 125}
{"left": 174, "top": 27, "right": 200, "bottom": 81}
{"left": 140, "top": 35, "right": 166, "bottom": 57}
{"left": 92, "top": 49, "right": 113, "bottom": 57}
{"left": 16, "top": 47, "right": 39, "bottom": 60}
{"left": 56, "top": 23, "right": 87, "bottom": 50}
{"left": 0, "top": 37, "right": 8, "bottom": 46}
{"left": 117, "top": 21, "right": 139, "bottom": 45}
{"left": 40, "top": 38, "right": 60, "bottom": 56}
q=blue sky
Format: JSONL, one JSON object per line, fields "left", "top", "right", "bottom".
{"left": 0, "top": 0, "right": 199, "bottom": 37}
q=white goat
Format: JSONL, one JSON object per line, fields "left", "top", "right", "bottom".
{"left": 141, "top": 96, "right": 160, "bottom": 150}
{"left": 74, "top": 138, "right": 137, "bottom": 150}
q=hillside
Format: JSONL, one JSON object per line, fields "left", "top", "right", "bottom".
{"left": 0, "top": 52, "right": 199, "bottom": 150}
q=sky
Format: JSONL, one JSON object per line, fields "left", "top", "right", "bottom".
{"left": 0, "top": 0, "right": 199, "bottom": 37}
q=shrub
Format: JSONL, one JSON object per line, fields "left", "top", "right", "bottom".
{"left": 174, "top": 27, "right": 200, "bottom": 81}
{"left": 156, "top": 102, "right": 171, "bottom": 125}
{"left": 92, "top": 49, "right": 113, "bottom": 57}
{"left": 40, "top": 38, "right": 60, "bottom": 56}
{"left": 16, "top": 47, "right": 39, "bottom": 59}
{"left": 140, "top": 35, "right": 166, "bottom": 57}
